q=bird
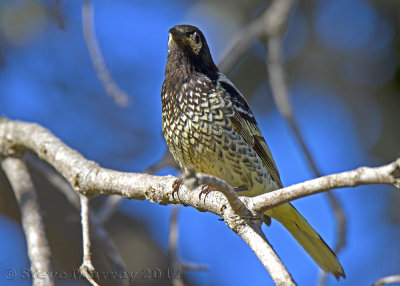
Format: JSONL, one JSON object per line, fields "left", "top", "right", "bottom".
{"left": 161, "top": 24, "right": 345, "bottom": 279}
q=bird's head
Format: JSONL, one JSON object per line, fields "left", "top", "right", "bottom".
{"left": 167, "top": 25, "right": 218, "bottom": 75}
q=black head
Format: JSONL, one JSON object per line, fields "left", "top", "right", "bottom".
{"left": 167, "top": 25, "right": 218, "bottom": 77}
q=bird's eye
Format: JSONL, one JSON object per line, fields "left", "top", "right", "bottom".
{"left": 193, "top": 32, "right": 201, "bottom": 45}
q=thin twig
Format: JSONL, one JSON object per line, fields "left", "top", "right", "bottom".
{"left": 1, "top": 158, "right": 54, "bottom": 286}
{"left": 265, "top": 37, "right": 292, "bottom": 117}
{"left": 96, "top": 195, "right": 123, "bottom": 223}
{"left": 54, "top": 0, "right": 65, "bottom": 30}
{"left": 168, "top": 205, "right": 180, "bottom": 263}
{"left": 82, "top": 0, "right": 130, "bottom": 106}
{"left": 316, "top": 192, "right": 347, "bottom": 285}
{"left": 88, "top": 209, "right": 129, "bottom": 286}
{"left": 180, "top": 263, "right": 208, "bottom": 272}
{"left": 250, "top": 158, "right": 400, "bottom": 213}
{"left": 25, "top": 152, "right": 79, "bottom": 206}
{"left": 143, "top": 148, "right": 179, "bottom": 174}
{"left": 167, "top": 205, "right": 207, "bottom": 286}
{"left": 79, "top": 194, "right": 99, "bottom": 286}
{"left": 372, "top": 274, "right": 400, "bottom": 286}
{"left": 168, "top": 205, "right": 184, "bottom": 286}
{"left": 218, "top": 0, "right": 295, "bottom": 74}
{"left": 25, "top": 152, "right": 128, "bottom": 286}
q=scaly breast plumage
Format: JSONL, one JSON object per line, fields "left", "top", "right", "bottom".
{"left": 162, "top": 90, "right": 235, "bottom": 170}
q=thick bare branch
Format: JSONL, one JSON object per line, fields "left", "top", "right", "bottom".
{"left": 96, "top": 149, "right": 178, "bottom": 224}
{"left": 82, "top": 0, "right": 130, "bottom": 106}
{"left": 0, "top": 119, "right": 296, "bottom": 284}
{"left": 0, "top": 119, "right": 223, "bottom": 213}
{"left": 2, "top": 118, "right": 400, "bottom": 221}
{"left": 183, "top": 170, "right": 248, "bottom": 216}
{"left": 232, "top": 221, "right": 295, "bottom": 286}
{"left": 1, "top": 119, "right": 399, "bottom": 284}
{"left": 1, "top": 158, "right": 54, "bottom": 286}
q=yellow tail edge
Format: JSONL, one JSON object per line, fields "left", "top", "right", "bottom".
{"left": 266, "top": 203, "right": 345, "bottom": 280}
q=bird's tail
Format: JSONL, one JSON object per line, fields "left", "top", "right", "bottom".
{"left": 266, "top": 202, "right": 345, "bottom": 279}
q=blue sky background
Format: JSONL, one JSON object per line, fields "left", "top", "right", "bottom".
{"left": 0, "top": 0, "right": 399, "bottom": 285}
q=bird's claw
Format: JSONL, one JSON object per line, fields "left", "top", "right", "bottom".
{"left": 219, "top": 204, "right": 227, "bottom": 214}
{"left": 199, "top": 185, "right": 215, "bottom": 201}
{"left": 262, "top": 214, "right": 272, "bottom": 226}
{"left": 172, "top": 178, "right": 183, "bottom": 199}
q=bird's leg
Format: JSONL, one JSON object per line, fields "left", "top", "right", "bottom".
{"left": 233, "top": 184, "right": 269, "bottom": 225}
{"left": 172, "top": 178, "right": 183, "bottom": 199}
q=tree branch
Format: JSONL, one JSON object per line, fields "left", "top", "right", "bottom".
{"left": 79, "top": 194, "right": 99, "bottom": 286}
{"left": 54, "top": 0, "right": 65, "bottom": 30}
{"left": 373, "top": 274, "right": 400, "bottom": 286}
{"left": 183, "top": 170, "right": 248, "bottom": 216}
{"left": 0, "top": 119, "right": 296, "bottom": 284}
{"left": 1, "top": 157, "right": 54, "bottom": 286}
{"left": 232, "top": 222, "right": 295, "bottom": 286}
{"left": 218, "top": 0, "right": 295, "bottom": 74}
{"left": 168, "top": 205, "right": 183, "bottom": 286}
{"left": 1, "top": 119, "right": 399, "bottom": 284}
{"left": 263, "top": 7, "right": 347, "bottom": 284}
{"left": 220, "top": 0, "right": 347, "bottom": 284}
{"left": 82, "top": 0, "right": 130, "bottom": 106}
{"left": 25, "top": 153, "right": 128, "bottom": 286}
{"left": 96, "top": 149, "right": 179, "bottom": 224}
{"left": 250, "top": 159, "right": 400, "bottom": 213}
{"left": 167, "top": 205, "right": 207, "bottom": 286}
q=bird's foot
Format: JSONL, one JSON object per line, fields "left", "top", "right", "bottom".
{"left": 172, "top": 178, "right": 183, "bottom": 199}
{"left": 199, "top": 185, "right": 215, "bottom": 201}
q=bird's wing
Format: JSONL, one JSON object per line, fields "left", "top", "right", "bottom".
{"left": 219, "top": 79, "right": 283, "bottom": 188}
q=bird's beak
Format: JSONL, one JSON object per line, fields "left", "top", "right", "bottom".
{"left": 168, "top": 27, "right": 185, "bottom": 45}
